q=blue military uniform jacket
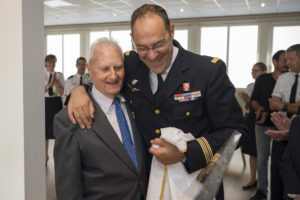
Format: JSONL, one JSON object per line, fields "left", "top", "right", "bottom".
{"left": 123, "top": 40, "right": 248, "bottom": 173}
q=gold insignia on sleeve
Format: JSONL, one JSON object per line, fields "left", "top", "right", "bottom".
{"left": 197, "top": 153, "right": 221, "bottom": 182}
{"left": 211, "top": 57, "right": 220, "bottom": 64}
{"left": 196, "top": 137, "right": 213, "bottom": 164}
{"left": 125, "top": 51, "right": 131, "bottom": 56}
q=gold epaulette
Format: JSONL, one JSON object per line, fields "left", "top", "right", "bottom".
{"left": 211, "top": 57, "right": 220, "bottom": 64}
{"left": 125, "top": 51, "right": 131, "bottom": 56}
{"left": 197, "top": 153, "right": 221, "bottom": 182}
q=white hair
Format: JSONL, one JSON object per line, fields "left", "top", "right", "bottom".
{"left": 88, "top": 37, "right": 124, "bottom": 65}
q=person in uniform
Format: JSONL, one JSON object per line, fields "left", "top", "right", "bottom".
{"left": 44, "top": 54, "right": 65, "bottom": 165}
{"left": 64, "top": 57, "right": 90, "bottom": 105}
{"left": 239, "top": 62, "right": 267, "bottom": 190}
{"left": 67, "top": 4, "right": 248, "bottom": 199}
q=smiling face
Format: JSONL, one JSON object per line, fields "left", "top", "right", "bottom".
{"left": 88, "top": 44, "right": 124, "bottom": 99}
{"left": 45, "top": 61, "right": 55, "bottom": 72}
{"left": 131, "top": 13, "right": 174, "bottom": 74}
{"left": 252, "top": 65, "right": 266, "bottom": 80}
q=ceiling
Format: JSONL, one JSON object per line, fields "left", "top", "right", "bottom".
{"left": 44, "top": 0, "right": 300, "bottom": 26}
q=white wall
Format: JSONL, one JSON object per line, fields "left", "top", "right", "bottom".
{"left": 0, "top": 0, "right": 45, "bottom": 199}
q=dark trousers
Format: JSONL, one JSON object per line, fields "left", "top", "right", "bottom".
{"left": 271, "top": 141, "right": 287, "bottom": 200}
{"left": 216, "top": 182, "right": 224, "bottom": 200}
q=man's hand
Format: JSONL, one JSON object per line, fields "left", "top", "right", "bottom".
{"left": 67, "top": 86, "right": 94, "bottom": 129}
{"left": 265, "top": 129, "right": 289, "bottom": 141}
{"left": 270, "top": 112, "right": 293, "bottom": 130}
{"left": 256, "top": 111, "right": 268, "bottom": 125}
{"left": 269, "top": 97, "right": 284, "bottom": 111}
{"left": 149, "top": 138, "right": 184, "bottom": 165}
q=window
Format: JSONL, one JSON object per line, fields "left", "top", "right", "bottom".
{"left": 89, "top": 31, "right": 110, "bottom": 46}
{"left": 46, "top": 34, "right": 80, "bottom": 79}
{"left": 200, "top": 25, "right": 258, "bottom": 88}
{"left": 200, "top": 27, "right": 227, "bottom": 63}
{"left": 228, "top": 26, "right": 258, "bottom": 88}
{"left": 174, "top": 30, "right": 188, "bottom": 49}
{"left": 111, "top": 30, "right": 132, "bottom": 53}
{"left": 273, "top": 26, "right": 300, "bottom": 53}
{"left": 272, "top": 26, "right": 300, "bottom": 69}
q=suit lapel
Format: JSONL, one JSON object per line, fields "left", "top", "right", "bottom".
{"left": 155, "top": 49, "right": 189, "bottom": 106}
{"left": 89, "top": 93, "right": 138, "bottom": 174}
{"left": 139, "top": 63, "right": 154, "bottom": 103}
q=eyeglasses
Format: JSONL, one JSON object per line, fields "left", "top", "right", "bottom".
{"left": 134, "top": 37, "right": 171, "bottom": 55}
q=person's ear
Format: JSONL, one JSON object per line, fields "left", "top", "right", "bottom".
{"left": 170, "top": 24, "right": 175, "bottom": 38}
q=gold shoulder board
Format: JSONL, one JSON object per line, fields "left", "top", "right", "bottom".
{"left": 211, "top": 57, "right": 220, "bottom": 64}
{"left": 125, "top": 51, "right": 131, "bottom": 56}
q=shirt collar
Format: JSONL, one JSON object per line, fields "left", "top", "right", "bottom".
{"left": 91, "top": 85, "right": 125, "bottom": 114}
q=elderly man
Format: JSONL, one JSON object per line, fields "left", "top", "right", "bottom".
{"left": 67, "top": 4, "right": 247, "bottom": 199}
{"left": 54, "top": 38, "right": 147, "bottom": 200}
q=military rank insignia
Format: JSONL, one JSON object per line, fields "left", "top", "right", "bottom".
{"left": 183, "top": 82, "right": 190, "bottom": 91}
{"left": 174, "top": 91, "right": 201, "bottom": 102}
{"left": 132, "top": 79, "right": 138, "bottom": 85}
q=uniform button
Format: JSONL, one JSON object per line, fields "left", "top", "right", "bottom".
{"left": 154, "top": 109, "right": 160, "bottom": 115}
{"left": 186, "top": 112, "right": 191, "bottom": 117}
{"left": 155, "top": 129, "right": 161, "bottom": 134}
{"left": 130, "top": 100, "right": 133, "bottom": 104}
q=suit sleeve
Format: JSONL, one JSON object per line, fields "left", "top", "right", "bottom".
{"left": 184, "top": 60, "right": 248, "bottom": 173}
{"left": 54, "top": 108, "right": 83, "bottom": 200}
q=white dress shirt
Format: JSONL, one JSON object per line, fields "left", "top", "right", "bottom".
{"left": 44, "top": 70, "right": 65, "bottom": 97}
{"left": 272, "top": 71, "right": 300, "bottom": 103}
{"left": 245, "top": 82, "right": 254, "bottom": 97}
{"left": 64, "top": 73, "right": 90, "bottom": 96}
{"left": 91, "top": 85, "right": 134, "bottom": 144}
{"left": 149, "top": 46, "right": 179, "bottom": 94}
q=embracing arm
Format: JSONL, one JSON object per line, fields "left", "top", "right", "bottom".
{"left": 54, "top": 109, "right": 83, "bottom": 200}
{"left": 67, "top": 86, "right": 94, "bottom": 129}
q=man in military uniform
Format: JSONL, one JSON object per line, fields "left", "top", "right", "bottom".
{"left": 64, "top": 57, "right": 90, "bottom": 105}
{"left": 67, "top": 4, "right": 248, "bottom": 199}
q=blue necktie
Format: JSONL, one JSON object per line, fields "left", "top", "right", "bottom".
{"left": 113, "top": 97, "right": 138, "bottom": 170}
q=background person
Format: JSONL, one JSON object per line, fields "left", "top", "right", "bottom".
{"left": 64, "top": 57, "right": 90, "bottom": 105}
{"left": 239, "top": 62, "right": 267, "bottom": 190}
{"left": 250, "top": 50, "right": 288, "bottom": 200}
{"left": 44, "top": 54, "right": 64, "bottom": 165}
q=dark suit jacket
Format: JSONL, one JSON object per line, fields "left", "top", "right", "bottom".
{"left": 54, "top": 92, "right": 147, "bottom": 200}
{"left": 280, "top": 115, "right": 300, "bottom": 194}
{"left": 123, "top": 40, "right": 248, "bottom": 173}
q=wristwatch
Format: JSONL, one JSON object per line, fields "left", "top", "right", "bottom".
{"left": 282, "top": 104, "right": 288, "bottom": 112}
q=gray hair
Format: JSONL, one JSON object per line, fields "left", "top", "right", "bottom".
{"left": 287, "top": 44, "right": 300, "bottom": 58}
{"left": 89, "top": 37, "right": 124, "bottom": 65}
